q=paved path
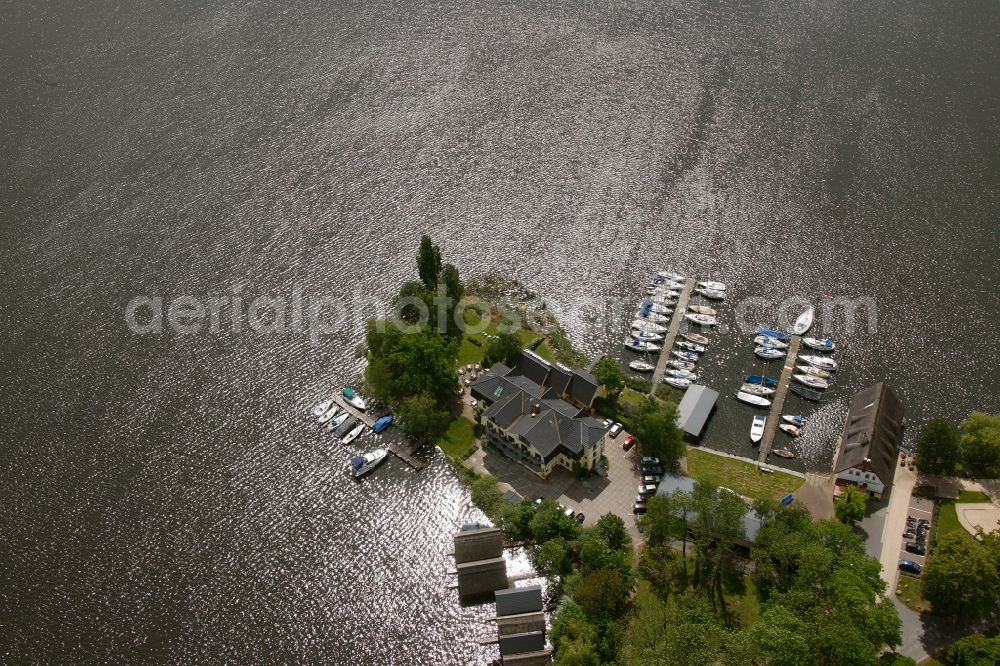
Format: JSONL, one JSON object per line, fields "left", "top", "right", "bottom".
{"left": 879, "top": 464, "right": 917, "bottom": 592}
{"left": 757, "top": 336, "right": 801, "bottom": 464}
{"left": 648, "top": 279, "right": 696, "bottom": 394}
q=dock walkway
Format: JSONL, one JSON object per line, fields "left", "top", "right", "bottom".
{"left": 330, "top": 394, "right": 375, "bottom": 428}
{"left": 757, "top": 336, "right": 802, "bottom": 464}
{"left": 648, "top": 279, "right": 696, "bottom": 394}
{"left": 388, "top": 439, "right": 427, "bottom": 471}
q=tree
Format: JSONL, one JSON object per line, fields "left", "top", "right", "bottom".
{"left": 922, "top": 531, "right": 1000, "bottom": 620}
{"left": 834, "top": 484, "right": 868, "bottom": 523}
{"left": 416, "top": 234, "right": 442, "bottom": 289}
{"left": 631, "top": 397, "right": 685, "bottom": 467}
{"left": 536, "top": 538, "right": 572, "bottom": 579}
{"left": 482, "top": 332, "right": 522, "bottom": 368}
{"left": 960, "top": 412, "right": 1000, "bottom": 478}
{"left": 396, "top": 392, "right": 450, "bottom": 439}
{"left": 550, "top": 602, "right": 599, "bottom": 666}
{"left": 469, "top": 475, "right": 503, "bottom": 516}
{"left": 945, "top": 633, "right": 1000, "bottom": 666}
{"left": 497, "top": 499, "right": 535, "bottom": 542}
{"left": 593, "top": 513, "right": 631, "bottom": 553}
{"left": 394, "top": 280, "right": 430, "bottom": 324}
{"left": 529, "top": 500, "right": 581, "bottom": 544}
{"left": 573, "top": 569, "right": 631, "bottom": 619}
{"left": 915, "top": 418, "right": 962, "bottom": 475}
{"left": 726, "top": 604, "right": 812, "bottom": 666}
{"left": 441, "top": 263, "right": 463, "bottom": 301}
{"left": 592, "top": 356, "right": 626, "bottom": 403}
{"left": 878, "top": 654, "right": 918, "bottom": 666}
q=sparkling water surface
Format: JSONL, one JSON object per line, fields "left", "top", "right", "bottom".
{"left": 2, "top": 0, "right": 998, "bottom": 661}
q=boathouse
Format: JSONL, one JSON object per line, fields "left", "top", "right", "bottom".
{"left": 676, "top": 384, "right": 719, "bottom": 438}
{"left": 834, "top": 383, "right": 904, "bottom": 498}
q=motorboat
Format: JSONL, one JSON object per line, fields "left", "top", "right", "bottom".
{"left": 667, "top": 359, "right": 696, "bottom": 371}
{"left": 629, "top": 360, "right": 656, "bottom": 373}
{"left": 671, "top": 350, "right": 699, "bottom": 363}
{"left": 625, "top": 338, "right": 661, "bottom": 352}
{"left": 317, "top": 404, "right": 340, "bottom": 424}
{"left": 697, "top": 288, "right": 725, "bottom": 300}
{"left": 688, "top": 304, "right": 717, "bottom": 316}
{"left": 779, "top": 423, "right": 801, "bottom": 438}
{"left": 663, "top": 377, "right": 691, "bottom": 390}
{"left": 756, "top": 327, "right": 790, "bottom": 342}
{"left": 771, "top": 448, "right": 796, "bottom": 459}
{"left": 798, "top": 355, "right": 837, "bottom": 371}
{"left": 666, "top": 368, "right": 697, "bottom": 380}
{"left": 657, "top": 271, "right": 685, "bottom": 282}
{"left": 791, "top": 307, "right": 815, "bottom": 335}
{"left": 646, "top": 287, "right": 681, "bottom": 297}
{"left": 641, "top": 299, "right": 673, "bottom": 314}
{"left": 631, "top": 329, "right": 664, "bottom": 342}
{"left": 793, "top": 374, "right": 829, "bottom": 390}
{"left": 754, "top": 346, "right": 786, "bottom": 360}
{"left": 790, "top": 385, "right": 822, "bottom": 401}
{"left": 334, "top": 415, "right": 358, "bottom": 437}
{"left": 697, "top": 281, "right": 726, "bottom": 291}
{"left": 343, "top": 387, "right": 367, "bottom": 411}
{"left": 312, "top": 400, "right": 334, "bottom": 417}
{"left": 750, "top": 415, "right": 766, "bottom": 443}
{"left": 635, "top": 309, "right": 669, "bottom": 323}
{"left": 341, "top": 422, "right": 366, "bottom": 445}
{"left": 631, "top": 319, "right": 666, "bottom": 333}
{"left": 796, "top": 364, "right": 831, "bottom": 379}
{"left": 372, "top": 415, "right": 393, "bottom": 433}
{"left": 740, "top": 383, "right": 776, "bottom": 397}
{"left": 681, "top": 332, "right": 710, "bottom": 345}
{"left": 350, "top": 449, "right": 389, "bottom": 478}
{"left": 782, "top": 414, "right": 806, "bottom": 427}
{"left": 675, "top": 340, "right": 705, "bottom": 353}
{"left": 685, "top": 313, "right": 717, "bottom": 326}
{"left": 744, "top": 374, "right": 778, "bottom": 387}
{"left": 802, "top": 336, "right": 835, "bottom": 352}
{"left": 754, "top": 335, "right": 788, "bottom": 349}
{"left": 736, "top": 391, "right": 772, "bottom": 407}
{"left": 648, "top": 296, "right": 678, "bottom": 306}
{"left": 327, "top": 412, "right": 350, "bottom": 430}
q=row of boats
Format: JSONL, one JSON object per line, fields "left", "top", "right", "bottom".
{"left": 311, "top": 387, "right": 393, "bottom": 477}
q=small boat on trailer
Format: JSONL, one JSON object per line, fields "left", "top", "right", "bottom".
{"left": 796, "top": 364, "right": 831, "bottom": 379}
{"left": 802, "top": 336, "right": 835, "bottom": 352}
{"left": 790, "top": 385, "right": 822, "bottom": 401}
{"left": 629, "top": 360, "right": 656, "bottom": 373}
{"left": 350, "top": 449, "right": 389, "bottom": 478}
{"left": 681, "top": 332, "right": 710, "bottom": 346}
{"left": 779, "top": 423, "right": 801, "bottom": 438}
{"left": 688, "top": 304, "right": 717, "bottom": 316}
{"left": 745, "top": 374, "right": 778, "bottom": 387}
{"left": 750, "top": 415, "right": 766, "bottom": 443}
{"left": 791, "top": 307, "right": 815, "bottom": 335}
{"left": 736, "top": 391, "right": 772, "bottom": 407}
{"left": 798, "top": 355, "right": 837, "bottom": 371}
{"left": 754, "top": 346, "right": 786, "bottom": 360}
{"left": 771, "top": 448, "right": 796, "bottom": 459}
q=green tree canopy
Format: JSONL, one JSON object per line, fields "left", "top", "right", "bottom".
{"left": 960, "top": 411, "right": 1000, "bottom": 478}
{"left": 529, "top": 499, "right": 581, "bottom": 544}
{"left": 922, "top": 531, "right": 1000, "bottom": 620}
{"left": 945, "top": 633, "right": 1000, "bottom": 666}
{"left": 631, "top": 397, "right": 685, "bottom": 466}
{"left": 915, "top": 417, "right": 962, "bottom": 475}
{"left": 834, "top": 484, "right": 868, "bottom": 523}
{"left": 469, "top": 475, "right": 503, "bottom": 516}
{"left": 536, "top": 538, "right": 572, "bottom": 580}
{"left": 496, "top": 499, "right": 535, "bottom": 542}
{"left": 482, "top": 331, "right": 522, "bottom": 368}
{"left": 573, "top": 569, "right": 631, "bottom": 619}
{"left": 550, "top": 602, "right": 600, "bottom": 666}
{"left": 416, "top": 234, "right": 442, "bottom": 289}
{"left": 394, "top": 392, "right": 450, "bottom": 440}
{"left": 592, "top": 356, "right": 626, "bottom": 403}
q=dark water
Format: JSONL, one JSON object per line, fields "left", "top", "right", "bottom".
{"left": 2, "top": 0, "right": 999, "bottom": 661}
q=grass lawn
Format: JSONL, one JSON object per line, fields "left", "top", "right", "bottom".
{"left": 686, "top": 447, "right": 803, "bottom": 502}
{"left": 934, "top": 490, "right": 991, "bottom": 542}
{"left": 896, "top": 574, "right": 931, "bottom": 613}
{"left": 436, "top": 417, "right": 477, "bottom": 462}
{"left": 455, "top": 307, "right": 550, "bottom": 367}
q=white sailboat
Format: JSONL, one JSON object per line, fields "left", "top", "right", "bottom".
{"left": 750, "top": 415, "right": 766, "bottom": 443}
{"left": 791, "top": 307, "right": 815, "bottom": 335}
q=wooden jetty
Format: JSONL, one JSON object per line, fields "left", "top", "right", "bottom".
{"left": 330, "top": 393, "right": 375, "bottom": 428}
{"left": 757, "top": 336, "right": 802, "bottom": 464}
{"left": 648, "top": 279, "right": 696, "bottom": 394}
{"left": 388, "top": 439, "right": 427, "bottom": 471}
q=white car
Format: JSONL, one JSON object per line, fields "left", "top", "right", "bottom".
{"left": 609, "top": 422, "right": 624, "bottom": 438}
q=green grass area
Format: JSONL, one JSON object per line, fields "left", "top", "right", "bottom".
{"left": 685, "top": 447, "right": 804, "bottom": 502}
{"left": 436, "top": 417, "right": 477, "bottom": 462}
{"left": 958, "top": 490, "right": 991, "bottom": 503}
{"left": 934, "top": 491, "right": 990, "bottom": 543}
{"left": 455, "top": 307, "right": 553, "bottom": 367}
{"left": 896, "top": 574, "right": 931, "bottom": 613}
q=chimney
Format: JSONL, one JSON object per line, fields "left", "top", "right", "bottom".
{"left": 531, "top": 403, "right": 541, "bottom": 417}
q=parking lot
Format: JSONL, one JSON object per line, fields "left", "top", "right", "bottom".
{"left": 899, "top": 495, "right": 934, "bottom": 570}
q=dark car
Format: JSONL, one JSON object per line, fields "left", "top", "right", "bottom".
{"left": 905, "top": 542, "right": 926, "bottom": 556}
{"left": 642, "top": 465, "right": 664, "bottom": 476}
{"left": 633, "top": 503, "right": 647, "bottom": 515}
{"left": 902, "top": 531, "right": 915, "bottom": 539}
{"left": 642, "top": 475, "right": 662, "bottom": 486}
{"left": 622, "top": 434, "right": 636, "bottom": 452}
{"left": 899, "top": 559, "right": 922, "bottom": 575}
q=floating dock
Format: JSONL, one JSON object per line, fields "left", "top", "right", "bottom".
{"left": 757, "top": 335, "right": 802, "bottom": 464}
{"left": 648, "top": 279, "right": 696, "bottom": 394}
{"left": 330, "top": 394, "right": 376, "bottom": 428}
{"left": 388, "top": 438, "right": 427, "bottom": 471}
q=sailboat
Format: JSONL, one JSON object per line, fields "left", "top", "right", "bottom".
{"left": 681, "top": 333, "right": 710, "bottom": 345}
{"left": 795, "top": 364, "right": 831, "bottom": 379}
{"left": 754, "top": 346, "right": 786, "bottom": 360}
{"left": 629, "top": 360, "right": 656, "bottom": 372}
{"left": 685, "top": 313, "right": 718, "bottom": 326}
{"left": 688, "top": 304, "right": 717, "bottom": 316}
{"left": 802, "top": 336, "right": 835, "bottom": 352}
{"left": 663, "top": 377, "right": 691, "bottom": 390}
{"left": 754, "top": 335, "right": 788, "bottom": 349}
{"left": 736, "top": 391, "right": 772, "bottom": 407}
{"left": 740, "top": 383, "right": 776, "bottom": 397}
{"left": 798, "top": 355, "right": 837, "bottom": 371}
{"left": 793, "top": 374, "right": 829, "bottom": 390}
{"left": 779, "top": 423, "right": 802, "bottom": 438}
{"left": 750, "top": 415, "right": 766, "bottom": 443}
{"left": 791, "top": 307, "right": 815, "bottom": 335}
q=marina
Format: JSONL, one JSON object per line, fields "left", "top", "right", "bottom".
{"left": 757, "top": 336, "right": 803, "bottom": 465}
{"left": 648, "top": 279, "right": 697, "bottom": 393}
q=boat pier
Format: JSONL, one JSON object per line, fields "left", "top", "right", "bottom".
{"left": 388, "top": 439, "right": 427, "bottom": 471}
{"left": 757, "top": 335, "right": 802, "bottom": 464}
{"left": 329, "top": 394, "right": 376, "bottom": 428}
{"left": 648, "top": 279, "right": 696, "bottom": 394}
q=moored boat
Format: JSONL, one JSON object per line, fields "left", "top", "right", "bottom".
{"left": 798, "top": 355, "right": 837, "bottom": 371}
{"left": 646, "top": 287, "right": 681, "bottom": 297}
{"left": 667, "top": 359, "right": 696, "bottom": 371}
{"left": 688, "top": 304, "right": 717, "bottom": 316}
{"left": 671, "top": 350, "right": 699, "bottom": 362}
{"left": 327, "top": 412, "right": 350, "bottom": 430}
{"left": 750, "top": 415, "right": 766, "bottom": 443}
{"left": 756, "top": 327, "right": 790, "bottom": 342}
{"left": 312, "top": 400, "right": 334, "bottom": 417}
{"left": 343, "top": 387, "right": 367, "bottom": 411}
{"left": 341, "top": 422, "right": 366, "bottom": 444}
{"left": 697, "top": 281, "right": 727, "bottom": 291}
{"left": 631, "top": 329, "right": 664, "bottom": 341}
{"left": 663, "top": 377, "right": 691, "bottom": 390}
{"left": 317, "top": 404, "right": 340, "bottom": 424}
{"left": 782, "top": 414, "right": 806, "bottom": 427}
{"left": 790, "top": 385, "right": 822, "bottom": 401}
{"left": 697, "top": 288, "right": 726, "bottom": 300}
{"left": 802, "top": 336, "right": 835, "bottom": 352}
{"left": 795, "top": 364, "right": 831, "bottom": 379}
{"left": 625, "top": 338, "right": 661, "bottom": 352}
{"left": 754, "top": 346, "right": 786, "bottom": 360}
{"left": 793, "top": 373, "right": 829, "bottom": 390}
{"left": 754, "top": 335, "right": 788, "bottom": 349}
{"left": 685, "top": 313, "right": 717, "bottom": 326}
{"left": 675, "top": 340, "right": 705, "bottom": 353}
{"left": 666, "top": 368, "right": 697, "bottom": 380}
{"left": 736, "top": 391, "right": 772, "bottom": 407}
{"left": 681, "top": 332, "right": 710, "bottom": 345}
{"left": 334, "top": 415, "right": 358, "bottom": 437}
{"left": 771, "top": 448, "right": 796, "bottom": 459}
{"left": 779, "top": 423, "right": 801, "bottom": 438}
{"left": 372, "top": 415, "right": 393, "bottom": 433}
{"left": 745, "top": 374, "right": 778, "bottom": 387}
{"left": 635, "top": 309, "right": 669, "bottom": 323}
{"left": 657, "top": 271, "right": 685, "bottom": 282}
{"left": 631, "top": 319, "right": 667, "bottom": 333}
{"left": 640, "top": 299, "right": 673, "bottom": 314}
{"left": 350, "top": 448, "right": 389, "bottom": 478}
{"left": 791, "top": 307, "right": 815, "bottom": 335}
{"left": 629, "top": 360, "right": 656, "bottom": 373}
{"left": 740, "top": 383, "right": 776, "bottom": 397}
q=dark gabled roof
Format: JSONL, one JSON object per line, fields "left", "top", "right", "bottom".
{"left": 505, "top": 375, "right": 548, "bottom": 399}
{"left": 518, "top": 411, "right": 563, "bottom": 458}
{"left": 513, "top": 350, "right": 551, "bottom": 387}
{"left": 555, "top": 417, "right": 606, "bottom": 456}
{"left": 486, "top": 391, "right": 532, "bottom": 430}
{"left": 542, "top": 399, "right": 583, "bottom": 419}
{"left": 835, "top": 383, "right": 904, "bottom": 486}
{"left": 567, "top": 368, "right": 599, "bottom": 406}
{"left": 485, "top": 362, "right": 512, "bottom": 378}
{"left": 548, "top": 364, "right": 572, "bottom": 396}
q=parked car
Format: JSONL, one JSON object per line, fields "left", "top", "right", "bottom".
{"left": 622, "top": 434, "right": 636, "bottom": 452}
{"left": 905, "top": 542, "right": 926, "bottom": 556}
{"left": 899, "top": 559, "right": 922, "bottom": 574}
{"left": 602, "top": 418, "right": 613, "bottom": 429}
{"left": 609, "top": 423, "right": 624, "bottom": 438}
{"left": 642, "top": 475, "right": 661, "bottom": 486}
{"left": 642, "top": 465, "right": 663, "bottom": 476}
{"left": 902, "top": 531, "right": 915, "bottom": 539}
{"left": 638, "top": 484, "right": 657, "bottom": 498}
{"left": 575, "top": 513, "right": 585, "bottom": 524}
{"left": 633, "top": 503, "right": 647, "bottom": 515}
{"left": 641, "top": 456, "right": 661, "bottom": 466}
{"left": 635, "top": 495, "right": 648, "bottom": 504}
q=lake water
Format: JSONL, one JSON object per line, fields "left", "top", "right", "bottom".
{"left": 2, "top": 0, "right": 998, "bottom": 661}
